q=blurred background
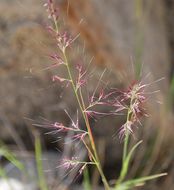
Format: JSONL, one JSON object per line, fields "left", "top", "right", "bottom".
{"left": 0, "top": 0, "right": 174, "bottom": 189}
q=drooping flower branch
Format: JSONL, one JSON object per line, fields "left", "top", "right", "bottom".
{"left": 118, "top": 81, "right": 147, "bottom": 140}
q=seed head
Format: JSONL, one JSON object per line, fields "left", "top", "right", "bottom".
{"left": 116, "top": 81, "right": 148, "bottom": 139}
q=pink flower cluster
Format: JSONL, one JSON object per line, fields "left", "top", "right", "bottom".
{"left": 44, "top": 0, "right": 59, "bottom": 21}
{"left": 115, "top": 82, "right": 148, "bottom": 140}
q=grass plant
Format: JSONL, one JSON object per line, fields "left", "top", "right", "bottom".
{"left": 32, "top": 1, "right": 168, "bottom": 189}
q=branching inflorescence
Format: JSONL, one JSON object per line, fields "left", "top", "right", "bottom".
{"left": 38, "top": 1, "right": 167, "bottom": 189}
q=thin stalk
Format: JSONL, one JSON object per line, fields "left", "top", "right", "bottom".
{"left": 79, "top": 88, "right": 110, "bottom": 189}
{"left": 82, "top": 139, "right": 97, "bottom": 163}
{"left": 116, "top": 94, "right": 134, "bottom": 187}
{"left": 116, "top": 111, "right": 131, "bottom": 187}
{"left": 122, "top": 91, "right": 135, "bottom": 163}
{"left": 51, "top": 13, "right": 109, "bottom": 189}
{"left": 50, "top": 3, "right": 59, "bottom": 33}
{"left": 62, "top": 51, "right": 110, "bottom": 190}
{"left": 35, "top": 136, "right": 48, "bottom": 190}
{"left": 123, "top": 110, "right": 131, "bottom": 163}
{"left": 79, "top": 88, "right": 97, "bottom": 157}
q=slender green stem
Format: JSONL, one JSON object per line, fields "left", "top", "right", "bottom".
{"left": 63, "top": 51, "right": 95, "bottom": 155}
{"left": 62, "top": 50, "right": 110, "bottom": 190}
{"left": 123, "top": 110, "right": 131, "bottom": 163}
{"left": 82, "top": 138, "right": 110, "bottom": 189}
{"left": 116, "top": 112, "right": 131, "bottom": 187}
{"left": 51, "top": 13, "right": 110, "bottom": 189}
{"left": 122, "top": 90, "right": 135, "bottom": 163}
{"left": 122, "top": 133, "right": 129, "bottom": 168}
{"left": 116, "top": 92, "right": 135, "bottom": 187}
{"left": 35, "top": 136, "right": 48, "bottom": 190}
{"left": 82, "top": 139, "right": 97, "bottom": 163}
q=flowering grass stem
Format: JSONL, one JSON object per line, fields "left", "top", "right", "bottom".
{"left": 45, "top": 2, "right": 109, "bottom": 187}
{"left": 63, "top": 50, "right": 110, "bottom": 190}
